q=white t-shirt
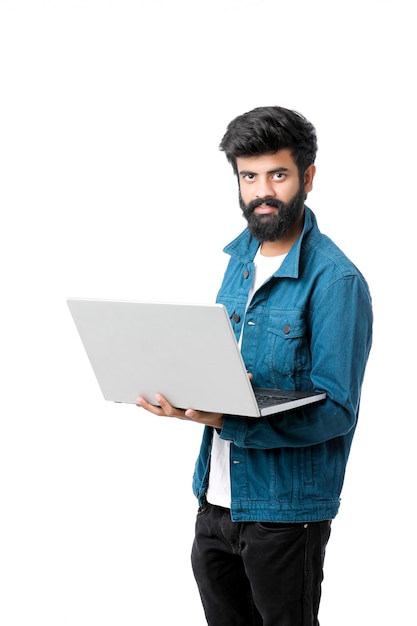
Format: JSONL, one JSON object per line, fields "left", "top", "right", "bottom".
{"left": 206, "top": 248, "right": 287, "bottom": 508}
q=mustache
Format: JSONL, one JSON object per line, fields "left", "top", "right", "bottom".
{"left": 245, "top": 197, "right": 285, "bottom": 213}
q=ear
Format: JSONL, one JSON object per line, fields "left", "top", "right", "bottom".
{"left": 303, "top": 164, "right": 316, "bottom": 194}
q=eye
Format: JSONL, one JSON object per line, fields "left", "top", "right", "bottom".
{"left": 272, "top": 172, "right": 285, "bottom": 180}
{"left": 242, "top": 173, "right": 255, "bottom": 181}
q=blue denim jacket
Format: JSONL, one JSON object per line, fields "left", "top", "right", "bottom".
{"left": 192, "top": 207, "right": 373, "bottom": 522}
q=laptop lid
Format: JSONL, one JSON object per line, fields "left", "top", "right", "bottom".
{"left": 67, "top": 298, "right": 325, "bottom": 418}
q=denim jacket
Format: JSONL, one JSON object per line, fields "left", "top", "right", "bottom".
{"left": 192, "top": 207, "right": 373, "bottom": 522}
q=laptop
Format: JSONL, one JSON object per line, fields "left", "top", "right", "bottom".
{"left": 66, "top": 298, "right": 326, "bottom": 418}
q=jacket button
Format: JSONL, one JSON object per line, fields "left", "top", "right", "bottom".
{"left": 232, "top": 313, "right": 241, "bottom": 323}
{"left": 283, "top": 324, "right": 291, "bottom": 334}
{"left": 243, "top": 269, "right": 250, "bottom": 279}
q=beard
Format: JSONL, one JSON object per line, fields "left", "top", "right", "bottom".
{"left": 239, "top": 184, "right": 306, "bottom": 242}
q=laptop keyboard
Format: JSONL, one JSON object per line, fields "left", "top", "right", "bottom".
{"left": 255, "top": 392, "right": 298, "bottom": 407}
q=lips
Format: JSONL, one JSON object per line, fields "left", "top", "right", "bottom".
{"left": 254, "top": 204, "right": 278, "bottom": 215}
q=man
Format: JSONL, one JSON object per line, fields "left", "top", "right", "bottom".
{"left": 137, "top": 106, "right": 373, "bottom": 625}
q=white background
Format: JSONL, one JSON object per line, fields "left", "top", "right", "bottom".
{"left": 0, "top": 1, "right": 415, "bottom": 624}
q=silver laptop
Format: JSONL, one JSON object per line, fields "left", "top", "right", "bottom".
{"left": 67, "top": 298, "right": 326, "bottom": 418}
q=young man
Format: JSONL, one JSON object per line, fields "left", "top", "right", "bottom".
{"left": 137, "top": 106, "right": 373, "bottom": 625}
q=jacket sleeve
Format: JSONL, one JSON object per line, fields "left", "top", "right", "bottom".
{"left": 219, "top": 274, "right": 373, "bottom": 449}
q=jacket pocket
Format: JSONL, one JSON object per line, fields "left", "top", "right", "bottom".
{"left": 266, "top": 312, "right": 311, "bottom": 384}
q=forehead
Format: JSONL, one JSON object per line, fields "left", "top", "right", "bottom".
{"left": 236, "top": 148, "right": 297, "bottom": 173}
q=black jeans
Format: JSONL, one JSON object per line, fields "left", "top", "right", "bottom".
{"left": 191, "top": 501, "right": 331, "bottom": 626}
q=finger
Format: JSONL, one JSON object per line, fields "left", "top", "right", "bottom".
{"left": 155, "top": 393, "right": 177, "bottom": 415}
{"left": 154, "top": 394, "right": 189, "bottom": 419}
{"left": 136, "top": 397, "right": 165, "bottom": 416}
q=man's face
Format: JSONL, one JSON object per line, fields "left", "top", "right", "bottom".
{"left": 236, "top": 149, "right": 314, "bottom": 242}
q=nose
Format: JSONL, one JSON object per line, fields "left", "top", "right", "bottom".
{"left": 255, "top": 176, "right": 275, "bottom": 199}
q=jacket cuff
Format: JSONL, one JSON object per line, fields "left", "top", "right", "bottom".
{"left": 219, "top": 415, "right": 247, "bottom": 446}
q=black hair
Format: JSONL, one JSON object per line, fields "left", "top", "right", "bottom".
{"left": 219, "top": 106, "right": 317, "bottom": 176}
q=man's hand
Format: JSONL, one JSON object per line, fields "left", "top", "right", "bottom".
{"left": 136, "top": 393, "right": 224, "bottom": 429}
